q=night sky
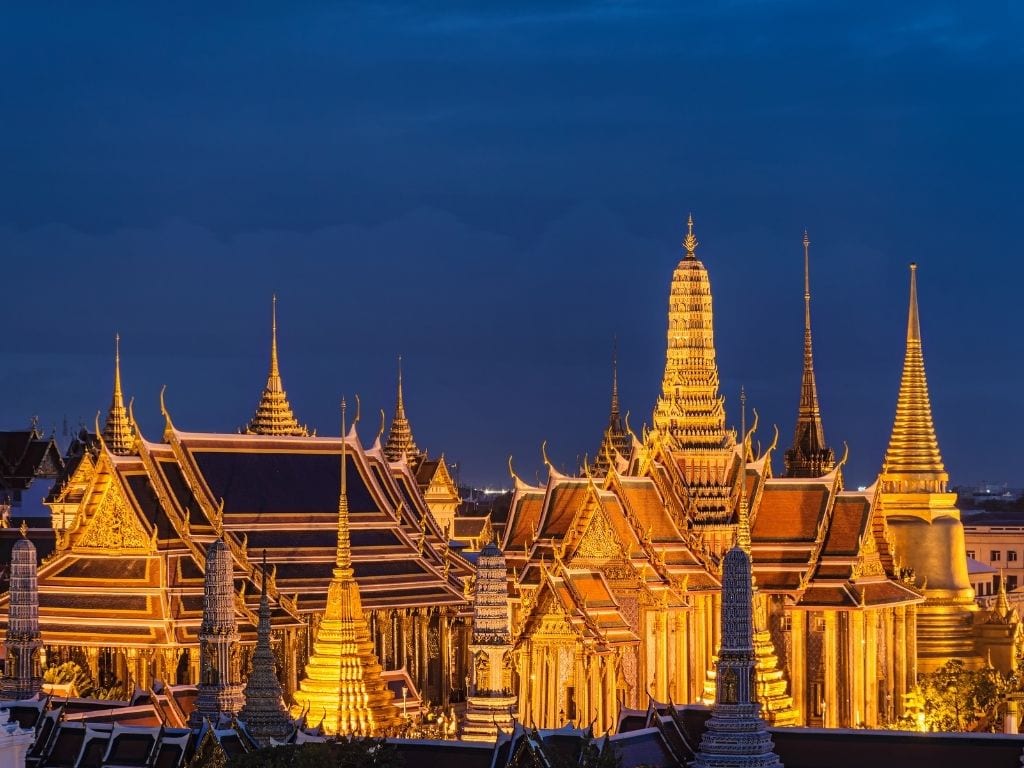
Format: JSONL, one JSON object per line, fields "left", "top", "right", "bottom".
{"left": 2, "top": 3, "right": 1021, "bottom": 489}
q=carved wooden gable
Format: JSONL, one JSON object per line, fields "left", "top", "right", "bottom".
{"left": 73, "top": 478, "right": 151, "bottom": 553}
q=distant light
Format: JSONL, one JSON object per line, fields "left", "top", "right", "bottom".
{"left": 857, "top": 485, "right": 867, "bottom": 492}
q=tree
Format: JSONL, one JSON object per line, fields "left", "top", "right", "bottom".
{"left": 895, "top": 660, "right": 1017, "bottom": 732}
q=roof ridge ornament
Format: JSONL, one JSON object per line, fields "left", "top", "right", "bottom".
{"left": 243, "top": 295, "right": 309, "bottom": 437}
{"left": 683, "top": 213, "right": 699, "bottom": 258}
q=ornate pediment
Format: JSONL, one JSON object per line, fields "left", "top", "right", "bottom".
{"left": 73, "top": 481, "right": 151, "bottom": 553}
{"left": 574, "top": 505, "right": 621, "bottom": 560}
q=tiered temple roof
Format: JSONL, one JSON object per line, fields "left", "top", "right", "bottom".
{"left": 1, "top": 398, "right": 471, "bottom": 652}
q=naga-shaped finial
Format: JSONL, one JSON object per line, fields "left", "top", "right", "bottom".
{"left": 683, "top": 213, "right": 699, "bottom": 258}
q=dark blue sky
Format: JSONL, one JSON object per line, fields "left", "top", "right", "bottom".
{"left": 1, "top": 2, "right": 1021, "bottom": 488}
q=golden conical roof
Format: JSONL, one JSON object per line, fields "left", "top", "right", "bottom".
{"left": 102, "top": 334, "right": 134, "bottom": 455}
{"left": 244, "top": 296, "right": 309, "bottom": 437}
{"left": 291, "top": 400, "right": 398, "bottom": 735}
{"left": 881, "top": 264, "right": 948, "bottom": 493}
{"left": 383, "top": 356, "right": 421, "bottom": 462}
{"left": 784, "top": 232, "right": 835, "bottom": 477}
{"left": 652, "top": 215, "right": 734, "bottom": 452}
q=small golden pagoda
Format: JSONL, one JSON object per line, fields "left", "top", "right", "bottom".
{"left": 291, "top": 400, "right": 399, "bottom": 735}
{"left": 102, "top": 334, "right": 134, "bottom": 455}
{"left": 243, "top": 295, "right": 309, "bottom": 437}
{"left": 879, "top": 263, "right": 980, "bottom": 672}
{"left": 383, "top": 356, "right": 422, "bottom": 463}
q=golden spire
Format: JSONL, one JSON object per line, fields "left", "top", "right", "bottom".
{"left": 736, "top": 386, "right": 751, "bottom": 554}
{"left": 593, "top": 336, "right": 630, "bottom": 474}
{"left": 383, "top": 356, "right": 421, "bottom": 463}
{"left": 652, "top": 214, "right": 734, "bottom": 451}
{"left": 244, "top": 295, "right": 309, "bottom": 437}
{"left": 784, "top": 231, "right": 835, "bottom": 477}
{"left": 103, "top": 333, "right": 134, "bottom": 455}
{"left": 683, "top": 212, "right": 699, "bottom": 258}
{"left": 290, "top": 398, "right": 398, "bottom": 735}
{"left": 880, "top": 264, "right": 948, "bottom": 493}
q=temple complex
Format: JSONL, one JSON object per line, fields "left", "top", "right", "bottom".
{"left": 0, "top": 217, "right": 1011, "bottom": 751}
{"left": 502, "top": 219, "right": 929, "bottom": 731}
{"left": 878, "top": 265, "right": 982, "bottom": 672}
{"left": 0, "top": 321, "right": 474, "bottom": 720}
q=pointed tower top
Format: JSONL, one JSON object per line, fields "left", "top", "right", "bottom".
{"left": 881, "top": 263, "right": 947, "bottom": 493}
{"left": 611, "top": 336, "right": 620, "bottom": 421}
{"left": 244, "top": 296, "right": 308, "bottom": 437}
{"left": 683, "top": 213, "right": 699, "bottom": 258}
{"left": 652, "top": 214, "right": 733, "bottom": 455}
{"left": 384, "top": 356, "right": 421, "bottom": 463}
{"left": 336, "top": 398, "right": 352, "bottom": 575}
{"left": 269, "top": 294, "right": 281, "bottom": 387}
{"left": 103, "top": 333, "right": 134, "bottom": 455}
{"left": 593, "top": 338, "right": 630, "bottom": 475}
{"left": 736, "top": 387, "right": 751, "bottom": 554}
{"left": 907, "top": 263, "right": 921, "bottom": 343}
{"left": 785, "top": 230, "right": 834, "bottom": 478}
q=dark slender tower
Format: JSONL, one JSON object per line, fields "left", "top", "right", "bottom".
{"left": 239, "top": 553, "right": 293, "bottom": 746}
{"left": 784, "top": 231, "right": 834, "bottom": 478}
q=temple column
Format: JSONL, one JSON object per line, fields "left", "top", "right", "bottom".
{"left": 709, "top": 592, "right": 720, "bottom": 669}
{"left": 791, "top": 611, "right": 806, "bottom": 725}
{"left": 865, "top": 609, "right": 879, "bottom": 727}
{"left": 906, "top": 604, "right": 918, "bottom": 688}
{"left": 850, "top": 611, "right": 865, "bottom": 726}
{"left": 894, "top": 606, "right": 907, "bottom": 716}
{"left": 673, "top": 612, "right": 688, "bottom": 702}
{"left": 416, "top": 608, "right": 429, "bottom": 698}
{"left": 654, "top": 610, "right": 668, "bottom": 701}
{"left": 823, "top": 612, "right": 838, "bottom": 728}
{"left": 604, "top": 653, "right": 617, "bottom": 733}
{"left": 126, "top": 648, "right": 139, "bottom": 690}
{"left": 439, "top": 608, "right": 452, "bottom": 707}
{"left": 284, "top": 629, "right": 298, "bottom": 701}
{"left": 86, "top": 647, "right": 100, "bottom": 686}
{"left": 400, "top": 610, "right": 412, "bottom": 675}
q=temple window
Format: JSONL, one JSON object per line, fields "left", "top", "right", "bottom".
{"left": 1009, "top": 551, "right": 1019, "bottom": 562}
{"left": 992, "top": 550, "right": 1002, "bottom": 561}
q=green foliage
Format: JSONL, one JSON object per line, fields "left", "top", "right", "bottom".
{"left": 890, "top": 659, "right": 1017, "bottom": 732}
{"left": 536, "top": 734, "right": 621, "bottom": 768}
{"left": 227, "top": 736, "right": 404, "bottom": 768}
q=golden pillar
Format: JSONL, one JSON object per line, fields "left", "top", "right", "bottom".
{"left": 654, "top": 610, "right": 668, "bottom": 701}
{"left": 673, "top": 612, "right": 688, "bottom": 702}
{"left": 790, "top": 611, "right": 806, "bottom": 724}
{"left": 823, "top": 612, "right": 838, "bottom": 728}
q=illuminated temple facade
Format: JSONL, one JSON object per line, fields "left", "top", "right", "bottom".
{"left": 500, "top": 219, "right": 1009, "bottom": 732}
{"left": 0, "top": 225, "right": 1014, "bottom": 743}
{"left": 0, "top": 301, "right": 474, "bottom": 734}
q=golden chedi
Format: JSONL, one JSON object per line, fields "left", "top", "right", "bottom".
{"left": 291, "top": 400, "right": 398, "bottom": 735}
{"left": 879, "top": 264, "right": 980, "bottom": 672}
